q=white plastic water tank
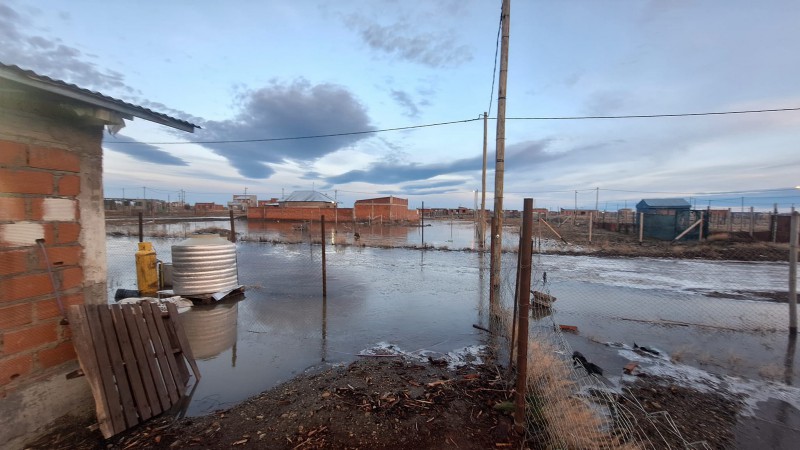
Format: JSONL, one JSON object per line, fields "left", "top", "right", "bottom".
{"left": 171, "top": 234, "right": 238, "bottom": 296}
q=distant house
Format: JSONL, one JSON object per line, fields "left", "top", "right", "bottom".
{"left": 635, "top": 198, "right": 704, "bottom": 240}
{"left": 280, "top": 190, "right": 335, "bottom": 208}
{"left": 354, "top": 196, "right": 418, "bottom": 222}
{"left": 194, "top": 202, "right": 225, "bottom": 212}
{"left": 0, "top": 63, "right": 198, "bottom": 447}
{"left": 258, "top": 198, "right": 279, "bottom": 207}
{"left": 636, "top": 198, "right": 691, "bottom": 215}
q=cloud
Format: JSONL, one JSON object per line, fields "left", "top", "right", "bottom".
{"left": 345, "top": 15, "right": 472, "bottom": 68}
{"left": 390, "top": 89, "right": 420, "bottom": 117}
{"left": 327, "top": 139, "right": 556, "bottom": 185}
{"left": 403, "top": 180, "right": 465, "bottom": 191}
{"left": 0, "top": 3, "right": 135, "bottom": 94}
{"left": 195, "top": 79, "right": 374, "bottom": 179}
{"left": 103, "top": 132, "right": 189, "bottom": 166}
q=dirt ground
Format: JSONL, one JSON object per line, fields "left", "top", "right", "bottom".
{"left": 25, "top": 357, "right": 752, "bottom": 450}
{"left": 26, "top": 358, "right": 522, "bottom": 450}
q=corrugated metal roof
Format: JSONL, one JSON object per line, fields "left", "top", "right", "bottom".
{"left": 283, "top": 191, "right": 335, "bottom": 203}
{"left": 0, "top": 62, "right": 199, "bottom": 132}
{"left": 638, "top": 198, "right": 691, "bottom": 208}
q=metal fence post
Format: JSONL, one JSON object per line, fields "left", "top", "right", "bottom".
{"left": 138, "top": 212, "right": 143, "bottom": 243}
{"left": 790, "top": 211, "right": 797, "bottom": 335}
{"left": 588, "top": 212, "right": 593, "bottom": 243}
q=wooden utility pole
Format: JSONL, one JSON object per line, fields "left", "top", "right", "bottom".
{"left": 481, "top": 112, "right": 488, "bottom": 249}
{"left": 321, "top": 215, "right": 327, "bottom": 298}
{"left": 490, "top": 0, "right": 510, "bottom": 304}
{"left": 514, "top": 198, "right": 534, "bottom": 431}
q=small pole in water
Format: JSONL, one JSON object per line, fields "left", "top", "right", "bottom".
{"left": 229, "top": 209, "right": 236, "bottom": 243}
{"left": 421, "top": 201, "right": 425, "bottom": 248}
{"left": 138, "top": 212, "right": 143, "bottom": 243}
{"left": 321, "top": 215, "right": 327, "bottom": 298}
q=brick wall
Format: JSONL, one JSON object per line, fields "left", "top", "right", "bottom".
{"left": 354, "top": 203, "right": 419, "bottom": 222}
{"left": 0, "top": 139, "right": 85, "bottom": 392}
{"left": 247, "top": 207, "right": 355, "bottom": 222}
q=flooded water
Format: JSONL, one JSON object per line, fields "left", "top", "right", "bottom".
{"left": 104, "top": 219, "right": 797, "bottom": 437}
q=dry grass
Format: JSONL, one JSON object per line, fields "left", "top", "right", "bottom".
{"left": 523, "top": 339, "right": 640, "bottom": 449}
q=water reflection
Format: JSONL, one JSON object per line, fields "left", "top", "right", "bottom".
{"left": 181, "top": 300, "right": 239, "bottom": 360}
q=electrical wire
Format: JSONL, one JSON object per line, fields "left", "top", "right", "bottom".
{"left": 108, "top": 118, "right": 481, "bottom": 145}
{"left": 505, "top": 106, "right": 800, "bottom": 120}
{"left": 106, "top": 106, "right": 800, "bottom": 146}
{"left": 487, "top": 2, "right": 503, "bottom": 116}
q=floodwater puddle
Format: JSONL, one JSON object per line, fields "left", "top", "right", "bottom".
{"left": 105, "top": 221, "right": 797, "bottom": 442}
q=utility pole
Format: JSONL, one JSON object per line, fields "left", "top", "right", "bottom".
{"left": 122, "top": 188, "right": 125, "bottom": 199}
{"left": 481, "top": 111, "right": 488, "bottom": 249}
{"left": 490, "top": 0, "right": 510, "bottom": 306}
{"left": 573, "top": 190, "right": 577, "bottom": 226}
{"left": 595, "top": 187, "right": 599, "bottom": 212}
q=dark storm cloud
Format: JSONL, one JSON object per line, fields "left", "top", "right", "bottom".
{"left": 390, "top": 89, "right": 420, "bottom": 117}
{"left": 327, "top": 139, "right": 556, "bottom": 185}
{"left": 403, "top": 180, "right": 465, "bottom": 191}
{"left": 103, "top": 132, "right": 189, "bottom": 166}
{"left": 195, "top": 79, "right": 374, "bottom": 179}
{"left": 345, "top": 15, "right": 472, "bottom": 68}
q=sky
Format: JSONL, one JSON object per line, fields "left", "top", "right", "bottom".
{"left": 2, "top": 0, "right": 800, "bottom": 211}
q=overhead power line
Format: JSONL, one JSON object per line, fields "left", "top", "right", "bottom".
{"left": 108, "top": 118, "right": 481, "bottom": 145}
{"left": 487, "top": 3, "right": 503, "bottom": 116}
{"left": 505, "top": 106, "right": 800, "bottom": 120}
{"left": 106, "top": 106, "right": 800, "bottom": 146}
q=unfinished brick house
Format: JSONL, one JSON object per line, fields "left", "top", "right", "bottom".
{"left": 0, "top": 63, "right": 198, "bottom": 448}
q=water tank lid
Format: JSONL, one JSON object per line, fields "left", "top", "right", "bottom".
{"left": 175, "top": 234, "right": 233, "bottom": 247}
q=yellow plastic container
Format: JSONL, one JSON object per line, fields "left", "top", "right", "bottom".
{"left": 135, "top": 242, "right": 159, "bottom": 297}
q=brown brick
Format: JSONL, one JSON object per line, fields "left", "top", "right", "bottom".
{"left": 37, "top": 341, "right": 76, "bottom": 369}
{"left": 0, "top": 249, "right": 29, "bottom": 276}
{"left": 0, "top": 169, "right": 54, "bottom": 195}
{"left": 34, "top": 294, "right": 83, "bottom": 321}
{"left": 28, "top": 197, "right": 43, "bottom": 221}
{"left": 37, "top": 245, "right": 82, "bottom": 269}
{"left": 0, "top": 354, "right": 33, "bottom": 386}
{"left": 28, "top": 147, "right": 80, "bottom": 173}
{"left": 0, "top": 197, "right": 27, "bottom": 221}
{"left": 57, "top": 175, "right": 80, "bottom": 196}
{"left": 0, "top": 303, "right": 32, "bottom": 329}
{"left": 2, "top": 322, "right": 58, "bottom": 353}
{"left": 0, "top": 273, "right": 52, "bottom": 303}
{"left": 0, "top": 141, "right": 27, "bottom": 167}
{"left": 56, "top": 222, "right": 81, "bottom": 244}
{"left": 59, "top": 267, "right": 83, "bottom": 290}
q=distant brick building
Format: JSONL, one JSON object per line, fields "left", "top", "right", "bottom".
{"left": 354, "top": 196, "right": 418, "bottom": 222}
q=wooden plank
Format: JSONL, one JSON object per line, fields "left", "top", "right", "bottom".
{"left": 161, "top": 312, "right": 190, "bottom": 386}
{"left": 141, "top": 303, "right": 180, "bottom": 404}
{"left": 129, "top": 304, "right": 170, "bottom": 412}
{"left": 67, "top": 305, "right": 115, "bottom": 438}
{"left": 120, "top": 304, "right": 162, "bottom": 416}
{"left": 86, "top": 306, "right": 126, "bottom": 435}
{"left": 111, "top": 305, "right": 152, "bottom": 421}
{"left": 148, "top": 302, "right": 186, "bottom": 396}
{"left": 98, "top": 307, "right": 138, "bottom": 429}
{"left": 120, "top": 305, "right": 162, "bottom": 416}
{"left": 165, "top": 302, "right": 201, "bottom": 381}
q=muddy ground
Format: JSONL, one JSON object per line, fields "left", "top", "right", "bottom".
{"left": 26, "top": 358, "right": 749, "bottom": 450}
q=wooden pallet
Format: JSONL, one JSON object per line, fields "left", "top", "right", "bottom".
{"left": 67, "top": 302, "right": 200, "bottom": 438}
